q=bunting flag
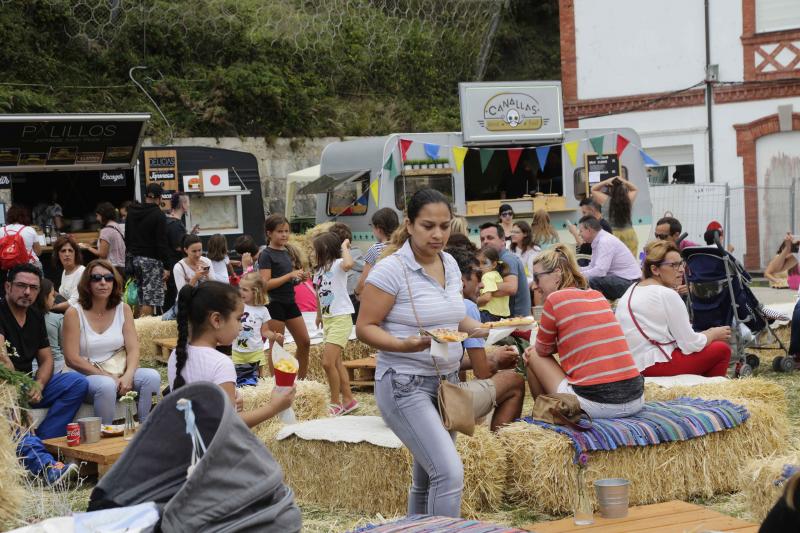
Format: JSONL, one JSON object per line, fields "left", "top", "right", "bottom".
{"left": 507, "top": 148, "right": 523, "bottom": 174}
{"left": 616, "top": 134, "right": 630, "bottom": 156}
{"left": 589, "top": 135, "right": 604, "bottom": 154}
{"left": 535, "top": 145, "right": 550, "bottom": 172}
{"left": 639, "top": 148, "right": 660, "bottom": 167}
{"left": 399, "top": 139, "right": 412, "bottom": 161}
{"left": 370, "top": 179, "right": 380, "bottom": 204}
{"left": 564, "top": 141, "right": 580, "bottom": 166}
{"left": 339, "top": 189, "right": 369, "bottom": 216}
{"left": 423, "top": 143, "right": 440, "bottom": 160}
{"left": 452, "top": 146, "right": 468, "bottom": 172}
{"left": 479, "top": 149, "right": 495, "bottom": 173}
{"left": 382, "top": 153, "right": 397, "bottom": 175}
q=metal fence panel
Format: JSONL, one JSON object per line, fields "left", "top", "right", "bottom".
{"left": 650, "top": 183, "right": 729, "bottom": 246}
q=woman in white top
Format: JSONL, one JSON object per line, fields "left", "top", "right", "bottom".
{"left": 51, "top": 235, "right": 85, "bottom": 313}
{"left": 615, "top": 240, "right": 732, "bottom": 377}
{"left": 0, "top": 205, "right": 41, "bottom": 270}
{"left": 172, "top": 234, "right": 218, "bottom": 292}
{"left": 63, "top": 259, "right": 161, "bottom": 424}
{"left": 509, "top": 220, "right": 540, "bottom": 286}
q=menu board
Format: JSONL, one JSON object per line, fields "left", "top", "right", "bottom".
{"left": 143, "top": 149, "right": 179, "bottom": 192}
{"left": 585, "top": 153, "right": 620, "bottom": 184}
{"left": 0, "top": 115, "right": 148, "bottom": 171}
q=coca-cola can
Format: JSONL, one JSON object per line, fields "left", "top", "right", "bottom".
{"left": 66, "top": 423, "right": 81, "bottom": 447}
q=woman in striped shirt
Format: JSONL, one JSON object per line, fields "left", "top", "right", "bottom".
{"left": 356, "top": 189, "right": 485, "bottom": 518}
{"left": 525, "top": 244, "right": 644, "bottom": 419}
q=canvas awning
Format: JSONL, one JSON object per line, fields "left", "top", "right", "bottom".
{"left": 297, "top": 170, "right": 369, "bottom": 195}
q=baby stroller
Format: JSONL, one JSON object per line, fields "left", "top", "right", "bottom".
{"left": 88, "top": 381, "right": 302, "bottom": 532}
{"left": 682, "top": 238, "right": 788, "bottom": 377}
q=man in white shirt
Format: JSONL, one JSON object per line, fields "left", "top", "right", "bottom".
{"left": 578, "top": 216, "right": 642, "bottom": 300}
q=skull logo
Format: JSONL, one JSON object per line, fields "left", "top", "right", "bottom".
{"left": 506, "top": 109, "right": 521, "bottom": 128}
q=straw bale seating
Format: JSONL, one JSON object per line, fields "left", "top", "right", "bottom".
{"left": 740, "top": 453, "right": 800, "bottom": 523}
{"left": 240, "top": 377, "right": 329, "bottom": 443}
{"left": 498, "top": 398, "right": 785, "bottom": 515}
{"left": 260, "top": 416, "right": 507, "bottom": 518}
{"left": 284, "top": 339, "right": 374, "bottom": 383}
{"left": 643, "top": 376, "right": 787, "bottom": 414}
{"left": 0, "top": 385, "right": 26, "bottom": 527}
{"left": 134, "top": 317, "right": 177, "bottom": 363}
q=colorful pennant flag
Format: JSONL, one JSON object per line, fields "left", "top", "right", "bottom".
{"left": 507, "top": 148, "right": 523, "bottom": 174}
{"left": 370, "top": 179, "right": 379, "bottom": 204}
{"left": 452, "top": 146, "right": 468, "bottom": 172}
{"left": 399, "top": 139, "right": 412, "bottom": 161}
{"left": 616, "top": 134, "right": 630, "bottom": 156}
{"left": 423, "top": 143, "right": 440, "bottom": 160}
{"left": 382, "top": 153, "right": 397, "bottom": 176}
{"left": 589, "top": 135, "right": 604, "bottom": 154}
{"left": 639, "top": 148, "right": 660, "bottom": 166}
{"left": 564, "top": 141, "right": 579, "bottom": 166}
{"left": 479, "top": 149, "right": 495, "bottom": 173}
{"left": 535, "top": 145, "right": 550, "bottom": 172}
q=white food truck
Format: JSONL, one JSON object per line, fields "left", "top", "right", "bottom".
{"left": 298, "top": 81, "right": 653, "bottom": 246}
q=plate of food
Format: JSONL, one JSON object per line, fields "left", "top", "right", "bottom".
{"left": 101, "top": 424, "right": 124, "bottom": 437}
{"left": 423, "top": 329, "right": 469, "bottom": 343}
{"left": 478, "top": 316, "right": 536, "bottom": 329}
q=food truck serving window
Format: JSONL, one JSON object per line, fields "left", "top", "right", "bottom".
{"left": 326, "top": 171, "right": 369, "bottom": 216}
{"left": 395, "top": 174, "right": 454, "bottom": 211}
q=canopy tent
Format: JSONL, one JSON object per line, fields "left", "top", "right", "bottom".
{"left": 285, "top": 164, "right": 319, "bottom": 220}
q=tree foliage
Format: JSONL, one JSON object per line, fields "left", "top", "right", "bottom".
{"left": 0, "top": 0, "right": 560, "bottom": 140}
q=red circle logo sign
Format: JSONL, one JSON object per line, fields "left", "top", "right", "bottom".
{"left": 210, "top": 174, "right": 221, "bottom": 186}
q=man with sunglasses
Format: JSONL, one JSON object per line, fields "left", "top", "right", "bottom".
{"left": 578, "top": 216, "right": 642, "bottom": 300}
{"left": 654, "top": 216, "right": 697, "bottom": 250}
{"left": 497, "top": 204, "right": 515, "bottom": 247}
{"left": 0, "top": 264, "right": 88, "bottom": 483}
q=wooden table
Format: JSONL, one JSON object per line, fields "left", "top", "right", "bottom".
{"left": 43, "top": 435, "right": 130, "bottom": 477}
{"left": 526, "top": 500, "right": 758, "bottom": 532}
{"left": 343, "top": 356, "right": 376, "bottom": 388}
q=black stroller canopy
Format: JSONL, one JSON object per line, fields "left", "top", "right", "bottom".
{"left": 88, "top": 382, "right": 301, "bottom": 532}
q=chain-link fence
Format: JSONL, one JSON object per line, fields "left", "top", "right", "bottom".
{"left": 651, "top": 180, "right": 798, "bottom": 270}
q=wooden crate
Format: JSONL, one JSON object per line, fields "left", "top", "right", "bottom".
{"left": 343, "top": 356, "right": 377, "bottom": 388}
{"left": 43, "top": 435, "right": 130, "bottom": 478}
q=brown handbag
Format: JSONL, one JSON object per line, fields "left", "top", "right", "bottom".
{"left": 531, "top": 393, "right": 592, "bottom": 431}
{"left": 400, "top": 258, "right": 475, "bottom": 436}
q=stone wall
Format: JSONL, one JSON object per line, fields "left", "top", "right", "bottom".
{"left": 143, "top": 136, "right": 360, "bottom": 216}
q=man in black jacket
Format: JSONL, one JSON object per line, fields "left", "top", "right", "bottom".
{"left": 125, "top": 183, "right": 171, "bottom": 316}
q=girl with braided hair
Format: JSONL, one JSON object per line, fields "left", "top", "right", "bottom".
{"left": 167, "top": 281, "right": 295, "bottom": 427}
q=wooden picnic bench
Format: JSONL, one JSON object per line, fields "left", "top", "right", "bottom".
{"left": 343, "top": 356, "right": 376, "bottom": 389}
{"left": 152, "top": 337, "right": 177, "bottom": 363}
{"left": 526, "top": 500, "right": 758, "bottom": 532}
{"left": 43, "top": 435, "right": 130, "bottom": 478}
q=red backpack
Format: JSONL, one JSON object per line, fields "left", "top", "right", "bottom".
{"left": 0, "top": 226, "right": 32, "bottom": 270}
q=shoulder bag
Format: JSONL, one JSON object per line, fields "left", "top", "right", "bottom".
{"left": 531, "top": 392, "right": 592, "bottom": 431}
{"left": 399, "top": 258, "right": 475, "bottom": 436}
{"left": 79, "top": 305, "right": 128, "bottom": 378}
{"left": 626, "top": 282, "right": 674, "bottom": 360}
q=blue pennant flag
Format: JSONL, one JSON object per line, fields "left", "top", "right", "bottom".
{"left": 424, "top": 143, "right": 440, "bottom": 160}
{"left": 535, "top": 145, "right": 551, "bottom": 172}
{"left": 639, "top": 148, "right": 660, "bottom": 167}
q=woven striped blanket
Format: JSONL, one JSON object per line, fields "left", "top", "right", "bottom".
{"left": 349, "top": 515, "right": 527, "bottom": 532}
{"left": 523, "top": 398, "right": 749, "bottom": 463}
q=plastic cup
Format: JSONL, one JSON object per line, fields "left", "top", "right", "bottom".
{"left": 274, "top": 368, "right": 297, "bottom": 387}
{"left": 593, "top": 478, "right": 630, "bottom": 519}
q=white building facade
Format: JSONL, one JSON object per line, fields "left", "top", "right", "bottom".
{"left": 560, "top": 0, "right": 800, "bottom": 269}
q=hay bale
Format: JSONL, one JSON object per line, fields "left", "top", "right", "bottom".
{"left": 240, "top": 377, "right": 328, "bottom": 430}
{"left": 134, "top": 317, "right": 177, "bottom": 362}
{"left": 740, "top": 452, "right": 800, "bottom": 523}
{"left": 290, "top": 222, "right": 334, "bottom": 269}
{"left": 0, "top": 384, "right": 28, "bottom": 527}
{"left": 285, "top": 338, "right": 375, "bottom": 383}
{"left": 644, "top": 377, "right": 787, "bottom": 415}
{"left": 498, "top": 399, "right": 786, "bottom": 515}
{"left": 262, "top": 423, "right": 506, "bottom": 517}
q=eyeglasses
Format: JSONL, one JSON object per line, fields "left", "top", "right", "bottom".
{"left": 655, "top": 233, "right": 670, "bottom": 240}
{"left": 659, "top": 260, "right": 685, "bottom": 269}
{"left": 11, "top": 281, "right": 40, "bottom": 292}
{"left": 90, "top": 273, "right": 115, "bottom": 283}
{"left": 532, "top": 269, "right": 555, "bottom": 283}
{"left": 500, "top": 211, "right": 514, "bottom": 218}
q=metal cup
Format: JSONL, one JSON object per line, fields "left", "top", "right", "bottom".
{"left": 77, "top": 416, "right": 101, "bottom": 444}
{"left": 532, "top": 306, "right": 544, "bottom": 322}
{"left": 593, "top": 478, "right": 630, "bottom": 519}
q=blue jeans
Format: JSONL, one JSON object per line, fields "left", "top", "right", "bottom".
{"left": 790, "top": 299, "right": 800, "bottom": 355}
{"left": 375, "top": 370, "right": 463, "bottom": 517}
{"left": 85, "top": 368, "right": 162, "bottom": 425}
{"left": 30, "top": 372, "right": 89, "bottom": 440}
{"left": 17, "top": 433, "right": 57, "bottom": 475}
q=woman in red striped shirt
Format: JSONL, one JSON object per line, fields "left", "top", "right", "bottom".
{"left": 525, "top": 244, "right": 644, "bottom": 419}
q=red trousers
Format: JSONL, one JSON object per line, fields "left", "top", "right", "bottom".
{"left": 641, "top": 341, "right": 731, "bottom": 378}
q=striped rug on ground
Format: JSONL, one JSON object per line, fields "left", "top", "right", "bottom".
{"left": 349, "top": 515, "right": 527, "bottom": 532}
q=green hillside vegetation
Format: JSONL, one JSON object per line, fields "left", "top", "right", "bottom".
{"left": 0, "top": 0, "right": 559, "bottom": 140}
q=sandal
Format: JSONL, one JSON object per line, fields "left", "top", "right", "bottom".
{"left": 328, "top": 404, "right": 344, "bottom": 417}
{"left": 341, "top": 399, "right": 360, "bottom": 415}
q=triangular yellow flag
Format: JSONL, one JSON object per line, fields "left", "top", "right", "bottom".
{"left": 370, "top": 179, "right": 379, "bottom": 204}
{"left": 452, "top": 146, "right": 468, "bottom": 172}
{"left": 564, "top": 141, "right": 579, "bottom": 166}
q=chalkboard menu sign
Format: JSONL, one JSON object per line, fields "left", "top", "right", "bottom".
{"left": 585, "top": 153, "right": 620, "bottom": 185}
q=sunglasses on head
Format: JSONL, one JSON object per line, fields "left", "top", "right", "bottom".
{"left": 90, "top": 273, "right": 115, "bottom": 283}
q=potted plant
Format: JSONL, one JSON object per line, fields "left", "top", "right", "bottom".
{"left": 403, "top": 159, "right": 412, "bottom": 171}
